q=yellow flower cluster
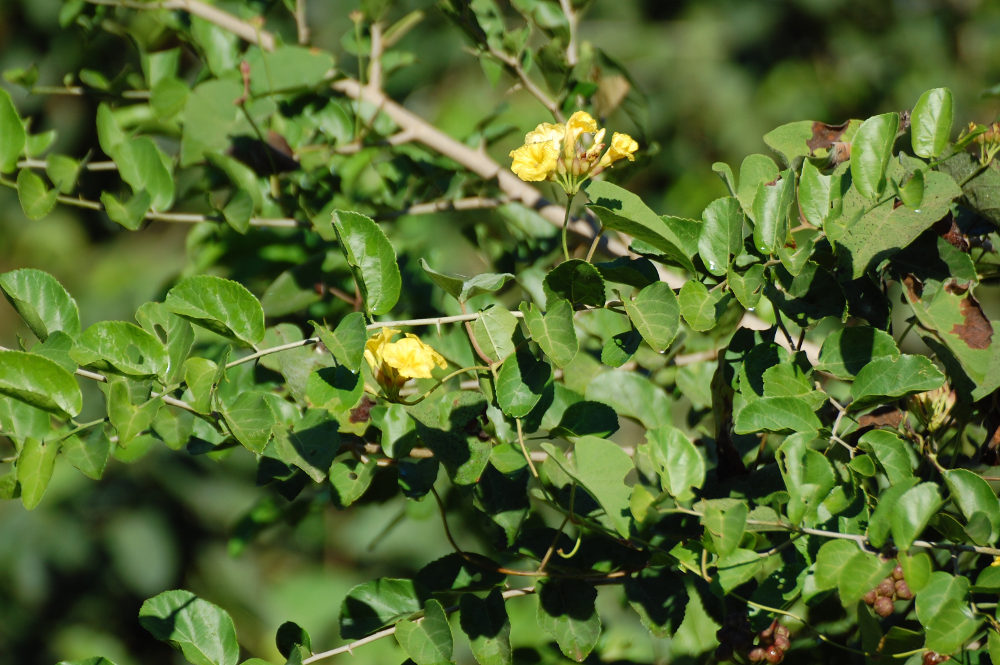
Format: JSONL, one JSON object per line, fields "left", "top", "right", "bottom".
{"left": 364, "top": 328, "right": 447, "bottom": 396}
{"left": 509, "top": 111, "right": 638, "bottom": 194}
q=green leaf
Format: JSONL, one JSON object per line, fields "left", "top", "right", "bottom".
{"left": 798, "top": 160, "right": 834, "bottom": 227}
{"left": 678, "top": 280, "right": 729, "bottom": 332}
{"left": 150, "top": 76, "right": 189, "bottom": 120}
{"left": 551, "top": 400, "right": 619, "bottom": 439}
{"left": 836, "top": 170, "right": 961, "bottom": 278}
{"left": 585, "top": 180, "right": 696, "bottom": 272}
{"left": 585, "top": 370, "right": 670, "bottom": 430}
{"left": 750, "top": 169, "right": 794, "bottom": 255}
{"left": 777, "top": 434, "right": 836, "bottom": 524}
{"left": 815, "top": 326, "right": 899, "bottom": 379}
{"left": 0, "top": 268, "right": 81, "bottom": 341}
{"left": 313, "top": 312, "right": 367, "bottom": 370}
{"left": 0, "top": 349, "right": 82, "bottom": 417}
{"left": 915, "top": 572, "right": 981, "bottom": 655}
{"left": 72, "top": 321, "right": 169, "bottom": 378}
{"left": 220, "top": 391, "right": 276, "bottom": 453}
{"left": 45, "top": 154, "right": 80, "bottom": 193}
{"left": 899, "top": 552, "right": 932, "bottom": 593}
{"left": 179, "top": 78, "right": 244, "bottom": 166}
{"left": 622, "top": 282, "right": 680, "bottom": 352}
{"left": 96, "top": 102, "right": 125, "bottom": 155}
{"left": 205, "top": 152, "right": 263, "bottom": 212}
{"left": 139, "top": 589, "right": 239, "bottom": 665}
{"left": 0, "top": 395, "right": 51, "bottom": 443}
{"left": 943, "top": 469, "right": 1000, "bottom": 544}
{"left": 419, "top": 259, "right": 514, "bottom": 302}
{"left": 899, "top": 169, "right": 925, "bottom": 208}
{"left": 471, "top": 306, "right": 518, "bottom": 364}
{"left": 542, "top": 259, "right": 606, "bottom": 309}
{"left": 102, "top": 377, "right": 162, "bottom": 445}
{"left": 62, "top": 427, "right": 112, "bottom": 480}
{"left": 851, "top": 112, "right": 899, "bottom": 199}
{"left": 328, "top": 210, "right": 401, "bottom": 316}
{"left": 275, "top": 621, "right": 311, "bottom": 660}
{"left": 890, "top": 482, "right": 942, "bottom": 551}
{"left": 394, "top": 599, "right": 453, "bottom": 665}
{"left": 716, "top": 548, "right": 763, "bottom": 593}
{"left": 712, "top": 161, "right": 737, "bottom": 196}
{"left": 698, "top": 196, "right": 744, "bottom": 275}
{"left": 736, "top": 154, "right": 780, "bottom": 214}
{"left": 727, "top": 263, "right": 765, "bottom": 310}
{"left": 814, "top": 539, "right": 861, "bottom": 591}
{"left": 221, "top": 189, "right": 254, "bottom": 233}
{"left": 536, "top": 578, "right": 601, "bottom": 662}
{"left": 644, "top": 426, "right": 704, "bottom": 502}
{"left": 165, "top": 275, "right": 266, "bottom": 346}
{"left": 837, "top": 551, "right": 893, "bottom": 606}
{"left": 16, "top": 168, "right": 58, "bottom": 220}
{"left": 900, "top": 273, "right": 999, "bottom": 401}
{"left": 0, "top": 87, "right": 25, "bottom": 173}
{"left": 857, "top": 430, "right": 915, "bottom": 485}
{"left": 459, "top": 590, "right": 511, "bottom": 665}
{"left": 521, "top": 299, "right": 578, "bottom": 368}
{"left": 406, "top": 392, "right": 489, "bottom": 486}
{"left": 183, "top": 357, "right": 220, "bottom": 414}
{"left": 495, "top": 351, "right": 550, "bottom": 418}
{"left": 910, "top": 88, "right": 953, "bottom": 159}
{"left": 101, "top": 190, "right": 151, "bottom": 230}
{"left": 850, "top": 354, "right": 944, "bottom": 411}
{"left": 340, "top": 578, "right": 423, "bottom": 639}
{"left": 543, "top": 435, "right": 634, "bottom": 537}
{"left": 734, "top": 396, "right": 821, "bottom": 434}
{"left": 243, "top": 45, "right": 335, "bottom": 95}
{"left": 113, "top": 136, "right": 175, "bottom": 211}
{"left": 624, "top": 568, "right": 687, "bottom": 637}
{"left": 763, "top": 120, "right": 819, "bottom": 165}
{"left": 867, "top": 477, "right": 920, "bottom": 548}
{"left": 17, "top": 437, "right": 59, "bottom": 509}
{"left": 271, "top": 412, "right": 340, "bottom": 482}
{"left": 702, "top": 501, "right": 747, "bottom": 557}
{"left": 329, "top": 456, "right": 377, "bottom": 507}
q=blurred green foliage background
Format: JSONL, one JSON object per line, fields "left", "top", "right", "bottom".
{"left": 1, "top": 1, "right": 999, "bottom": 663}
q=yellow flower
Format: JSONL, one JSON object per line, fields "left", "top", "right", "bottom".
{"left": 565, "top": 111, "right": 598, "bottom": 143}
{"left": 364, "top": 328, "right": 447, "bottom": 397}
{"left": 509, "top": 141, "right": 559, "bottom": 181}
{"left": 364, "top": 327, "right": 398, "bottom": 375}
{"left": 598, "top": 132, "right": 639, "bottom": 168}
{"left": 525, "top": 122, "right": 565, "bottom": 148}
{"left": 509, "top": 111, "right": 638, "bottom": 195}
{"left": 380, "top": 334, "right": 448, "bottom": 379}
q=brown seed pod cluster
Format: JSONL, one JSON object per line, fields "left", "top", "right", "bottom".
{"left": 862, "top": 564, "right": 913, "bottom": 617}
{"left": 715, "top": 615, "right": 790, "bottom": 663}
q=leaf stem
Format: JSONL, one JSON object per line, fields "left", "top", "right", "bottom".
{"left": 561, "top": 191, "right": 575, "bottom": 261}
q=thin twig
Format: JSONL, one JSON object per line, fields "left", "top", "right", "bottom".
{"left": 83, "top": 0, "right": 275, "bottom": 50}
{"left": 558, "top": 0, "right": 579, "bottom": 66}
{"left": 485, "top": 44, "right": 562, "bottom": 121}
{"left": 294, "top": 0, "right": 309, "bottom": 44}
{"left": 18, "top": 159, "right": 118, "bottom": 172}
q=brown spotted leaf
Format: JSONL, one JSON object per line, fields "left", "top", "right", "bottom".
{"left": 902, "top": 276, "right": 999, "bottom": 401}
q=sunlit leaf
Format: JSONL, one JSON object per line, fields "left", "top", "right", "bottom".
{"left": 911, "top": 88, "right": 953, "bottom": 158}
{"left": 139, "top": 590, "right": 239, "bottom": 665}
{"left": 0, "top": 268, "right": 81, "bottom": 341}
